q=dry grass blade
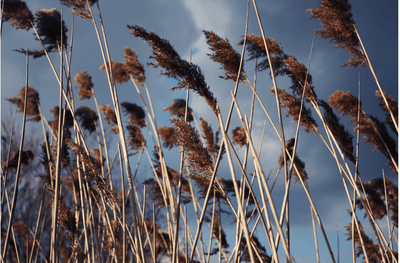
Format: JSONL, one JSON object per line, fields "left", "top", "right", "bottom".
{"left": 2, "top": 49, "right": 30, "bottom": 260}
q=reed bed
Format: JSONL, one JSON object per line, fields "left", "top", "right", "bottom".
{"left": 1, "top": 0, "right": 397, "bottom": 262}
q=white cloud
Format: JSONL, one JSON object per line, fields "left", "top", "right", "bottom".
{"left": 181, "top": 0, "right": 232, "bottom": 35}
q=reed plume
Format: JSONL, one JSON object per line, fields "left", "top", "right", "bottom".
{"left": 91, "top": 147, "right": 104, "bottom": 167}
{"left": 120, "top": 102, "right": 146, "bottom": 128}
{"left": 152, "top": 159, "right": 192, "bottom": 199}
{"left": 158, "top": 126, "right": 177, "bottom": 149}
{"left": 282, "top": 55, "right": 317, "bottom": 102}
{"left": 204, "top": 30, "right": 245, "bottom": 82}
{"left": 126, "top": 125, "right": 145, "bottom": 153}
{"left": 143, "top": 178, "right": 174, "bottom": 208}
{"left": 6, "top": 86, "right": 40, "bottom": 122}
{"left": 47, "top": 185, "right": 81, "bottom": 262}
{"left": 74, "top": 71, "right": 94, "bottom": 100}
{"left": 269, "top": 87, "right": 318, "bottom": 134}
{"left": 238, "top": 34, "right": 285, "bottom": 75}
{"left": 75, "top": 105, "right": 98, "bottom": 134}
{"left": 307, "top": 0, "right": 366, "bottom": 67}
{"left": 278, "top": 138, "right": 308, "bottom": 182}
{"left": 99, "top": 104, "right": 119, "bottom": 134}
{"left": 66, "top": 139, "right": 119, "bottom": 210}
{"left": 376, "top": 90, "right": 398, "bottom": 134}
{"left": 328, "top": 90, "right": 360, "bottom": 118}
{"left": 356, "top": 178, "right": 398, "bottom": 227}
{"left": 1, "top": 0, "right": 34, "bottom": 31}
{"left": 171, "top": 117, "right": 213, "bottom": 177}
{"left": 171, "top": 117, "right": 226, "bottom": 200}
{"left": 129, "top": 25, "right": 219, "bottom": 116}
{"left": 239, "top": 236, "right": 272, "bottom": 263}
{"left": 65, "top": 168, "right": 81, "bottom": 202}
{"left": 100, "top": 60, "right": 130, "bottom": 85}
{"left": 200, "top": 117, "right": 220, "bottom": 158}
{"left": 123, "top": 46, "right": 145, "bottom": 86}
{"left": 319, "top": 99, "right": 355, "bottom": 163}
{"left": 163, "top": 99, "right": 194, "bottom": 122}
{"left": 345, "top": 211, "right": 381, "bottom": 262}
{"left": 2, "top": 150, "right": 34, "bottom": 171}
{"left": 232, "top": 127, "right": 247, "bottom": 148}
{"left": 60, "top": 0, "right": 98, "bottom": 20}
{"left": 358, "top": 115, "right": 398, "bottom": 173}
{"left": 34, "top": 8, "right": 68, "bottom": 55}
{"left": 329, "top": 90, "right": 398, "bottom": 172}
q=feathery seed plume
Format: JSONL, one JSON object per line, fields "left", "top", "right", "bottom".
{"left": 163, "top": 99, "right": 194, "bottom": 122}
{"left": 99, "top": 104, "right": 119, "bottom": 134}
{"left": 60, "top": 0, "right": 98, "bottom": 20}
{"left": 238, "top": 34, "right": 285, "bottom": 76}
{"left": 123, "top": 46, "right": 145, "bottom": 86}
{"left": 200, "top": 117, "right": 220, "bottom": 158}
{"left": 171, "top": 117, "right": 213, "bottom": 177}
{"left": 376, "top": 90, "right": 398, "bottom": 134}
{"left": 126, "top": 125, "right": 145, "bottom": 153}
{"left": 158, "top": 126, "right": 177, "bottom": 149}
{"left": 328, "top": 90, "right": 360, "bottom": 118}
{"left": 232, "top": 127, "right": 247, "bottom": 148}
{"left": 34, "top": 8, "right": 68, "bottom": 55}
{"left": 6, "top": 86, "right": 40, "bottom": 121}
{"left": 319, "top": 99, "right": 355, "bottom": 163}
{"left": 48, "top": 106, "right": 73, "bottom": 139}
{"left": 239, "top": 236, "right": 272, "bottom": 263}
{"left": 91, "top": 148, "right": 104, "bottom": 168}
{"left": 75, "top": 106, "right": 98, "bottom": 134}
{"left": 100, "top": 60, "right": 130, "bottom": 85}
{"left": 307, "top": 0, "right": 366, "bottom": 67}
{"left": 344, "top": 211, "right": 381, "bottom": 262}
{"left": 204, "top": 30, "right": 245, "bottom": 82}
{"left": 328, "top": 90, "right": 398, "bottom": 172}
{"left": 2, "top": 150, "right": 34, "bottom": 171}
{"left": 282, "top": 55, "right": 317, "bottom": 102}
{"left": 74, "top": 71, "right": 94, "bottom": 100}
{"left": 120, "top": 102, "right": 146, "bottom": 128}
{"left": 66, "top": 139, "right": 119, "bottom": 210}
{"left": 1, "top": 0, "right": 34, "bottom": 31}
{"left": 269, "top": 87, "right": 318, "bottom": 134}
{"left": 278, "top": 138, "right": 308, "bottom": 183}
{"left": 129, "top": 25, "right": 219, "bottom": 116}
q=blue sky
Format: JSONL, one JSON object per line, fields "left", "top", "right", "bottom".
{"left": 1, "top": 0, "right": 398, "bottom": 262}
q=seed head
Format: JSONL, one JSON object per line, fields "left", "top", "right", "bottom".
{"left": 2, "top": 0, "right": 34, "bottom": 31}
{"left": 123, "top": 46, "right": 145, "bottom": 86}
{"left": 163, "top": 99, "right": 193, "bottom": 122}
{"left": 35, "top": 8, "right": 68, "bottom": 53}
{"left": 74, "top": 71, "right": 94, "bottom": 100}
{"left": 204, "top": 30, "right": 245, "bottom": 82}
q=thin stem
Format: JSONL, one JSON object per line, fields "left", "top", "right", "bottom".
{"left": 2, "top": 47, "right": 30, "bottom": 260}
